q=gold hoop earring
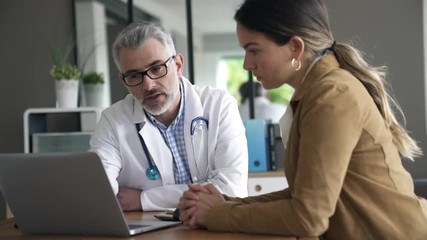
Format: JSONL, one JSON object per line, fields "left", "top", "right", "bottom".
{"left": 291, "top": 58, "right": 301, "bottom": 71}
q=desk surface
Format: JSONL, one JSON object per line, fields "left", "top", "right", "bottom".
{"left": 0, "top": 211, "right": 317, "bottom": 240}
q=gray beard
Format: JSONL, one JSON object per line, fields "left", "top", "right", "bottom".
{"left": 142, "top": 89, "right": 177, "bottom": 116}
{"left": 141, "top": 78, "right": 180, "bottom": 116}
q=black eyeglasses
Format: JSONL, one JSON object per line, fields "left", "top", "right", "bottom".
{"left": 122, "top": 55, "right": 175, "bottom": 87}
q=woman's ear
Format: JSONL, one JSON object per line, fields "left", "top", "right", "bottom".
{"left": 289, "top": 36, "right": 305, "bottom": 60}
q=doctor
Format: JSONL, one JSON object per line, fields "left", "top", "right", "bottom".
{"left": 90, "top": 21, "right": 248, "bottom": 211}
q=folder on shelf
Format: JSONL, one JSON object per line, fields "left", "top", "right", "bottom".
{"left": 244, "top": 119, "right": 271, "bottom": 172}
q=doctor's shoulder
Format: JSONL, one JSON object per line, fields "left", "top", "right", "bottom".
{"left": 100, "top": 94, "right": 135, "bottom": 122}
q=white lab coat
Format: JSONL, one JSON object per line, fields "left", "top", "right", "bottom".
{"left": 90, "top": 77, "right": 248, "bottom": 211}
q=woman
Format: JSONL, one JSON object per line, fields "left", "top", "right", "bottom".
{"left": 178, "top": 0, "right": 427, "bottom": 239}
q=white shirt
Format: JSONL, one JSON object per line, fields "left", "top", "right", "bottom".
{"left": 239, "top": 97, "right": 287, "bottom": 123}
{"left": 90, "top": 77, "right": 248, "bottom": 211}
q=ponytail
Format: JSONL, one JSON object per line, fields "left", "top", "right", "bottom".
{"left": 333, "top": 42, "right": 422, "bottom": 160}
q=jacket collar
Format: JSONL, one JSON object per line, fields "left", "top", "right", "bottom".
{"left": 290, "top": 55, "right": 340, "bottom": 109}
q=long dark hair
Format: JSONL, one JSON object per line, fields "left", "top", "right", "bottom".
{"left": 235, "top": 0, "right": 422, "bottom": 160}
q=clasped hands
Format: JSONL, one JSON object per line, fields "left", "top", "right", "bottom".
{"left": 116, "top": 183, "right": 225, "bottom": 228}
{"left": 178, "top": 183, "right": 225, "bottom": 229}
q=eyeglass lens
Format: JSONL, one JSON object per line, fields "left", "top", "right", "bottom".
{"left": 123, "top": 56, "right": 174, "bottom": 87}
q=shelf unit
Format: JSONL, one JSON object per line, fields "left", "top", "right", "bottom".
{"left": 23, "top": 107, "right": 103, "bottom": 153}
{"left": 248, "top": 170, "right": 288, "bottom": 196}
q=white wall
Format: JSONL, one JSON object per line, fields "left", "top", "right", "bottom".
{"left": 194, "top": 33, "right": 243, "bottom": 89}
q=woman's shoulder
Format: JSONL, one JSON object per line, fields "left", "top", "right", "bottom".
{"left": 303, "top": 69, "right": 371, "bottom": 111}
{"left": 313, "top": 68, "right": 365, "bottom": 96}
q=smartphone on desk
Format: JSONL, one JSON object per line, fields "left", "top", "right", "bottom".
{"left": 154, "top": 208, "right": 180, "bottom": 221}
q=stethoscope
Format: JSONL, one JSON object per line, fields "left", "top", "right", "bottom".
{"left": 135, "top": 123, "right": 161, "bottom": 180}
{"left": 189, "top": 116, "right": 210, "bottom": 183}
{"left": 190, "top": 117, "right": 209, "bottom": 135}
{"left": 135, "top": 116, "right": 209, "bottom": 182}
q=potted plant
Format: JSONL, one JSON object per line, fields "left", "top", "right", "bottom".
{"left": 50, "top": 64, "right": 81, "bottom": 81}
{"left": 83, "top": 71, "right": 104, "bottom": 85}
{"left": 82, "top": 71, "right": 104, "bottom": 107}
{"left": 49, "top": 40, "right": 81, "bottom": 108}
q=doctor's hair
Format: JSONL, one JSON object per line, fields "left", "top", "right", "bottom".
{"left": 235, "top": 0, "right": 422, "bottom": 160}
{"left": 112, "top": 21, "right": 177, "bottom": 70}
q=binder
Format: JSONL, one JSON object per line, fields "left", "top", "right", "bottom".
{"left": 268, "top": 123, "right": 277, "bottom": 171}
{"left": 244, "top": 119, "right": 271, "bottom": 172}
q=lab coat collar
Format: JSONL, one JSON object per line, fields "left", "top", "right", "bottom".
{"left": 181, "top": 76, "right": 204, "bottom": 120}
{"left": 131, "top": 98, "right": 146, "bottom": 125}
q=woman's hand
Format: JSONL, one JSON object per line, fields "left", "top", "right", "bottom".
{"left": 178, "top": 184, "right": 225, "bottom": 228}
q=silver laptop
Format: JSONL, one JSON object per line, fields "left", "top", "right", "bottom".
{"left": 0, "top": 152, "right": 180, "bottom": 236}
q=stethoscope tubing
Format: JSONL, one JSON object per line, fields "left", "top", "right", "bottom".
{"left": 135, "top": 116, "right": 209, "bottom": 181}
{"left": 136, "top": 123, "right": 160, "bottom": 180}
{"left": 190, "top": 116, "right": 209, "bottom": 135}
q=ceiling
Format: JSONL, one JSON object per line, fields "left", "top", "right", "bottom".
{"left": 134, "top": 0, "right": 244, "bottom": 35}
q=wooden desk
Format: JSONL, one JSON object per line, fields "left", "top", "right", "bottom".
{"left": 0, "top": 211, "right": 317, "bottom": 240}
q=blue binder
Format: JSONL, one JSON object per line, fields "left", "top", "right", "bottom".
{"left": 244, "top": 119, "right": 270, "bottom": 172}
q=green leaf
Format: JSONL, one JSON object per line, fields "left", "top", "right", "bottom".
{"left": 48, "top": 38, "right": 81, "bottom": 80}
{"left": 50, "top": 65, "right": 81, "bottom": 80}
{"left": 83, "top": 71, "right": 105, "bottom": 84}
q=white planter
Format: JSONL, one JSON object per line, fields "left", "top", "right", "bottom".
{"left": 84, "top": 83, "right": 104, "bottom": 107}
{"left": 55, "top": 79, "right": 79, "bottom": 108}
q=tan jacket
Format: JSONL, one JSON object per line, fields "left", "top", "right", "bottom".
{"left": 207, "top": 55, "right": 427, "bottom": 239}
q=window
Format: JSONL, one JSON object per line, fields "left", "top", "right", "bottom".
{"left": 221, "top": 57, "right": 293, "bottom": 106}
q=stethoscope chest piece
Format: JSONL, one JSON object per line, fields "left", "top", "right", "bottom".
{"left": 136, "top": 123, "right": 162, "bottom": 181}
{"left": 146, "top": 166, "right": 160, "bottom": 180}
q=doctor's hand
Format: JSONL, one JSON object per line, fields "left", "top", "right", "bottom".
{"left": 117, "top": 187, "right": 143, "bottom": 211}
{"left": 178, "top": 184, "right": 225, "bottom": 229}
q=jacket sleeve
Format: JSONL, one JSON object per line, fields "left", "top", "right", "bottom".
{"left": 207, "top": 79, "right": 364, "bottom": 236}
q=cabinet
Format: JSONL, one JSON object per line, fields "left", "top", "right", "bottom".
{"left": 23, "top": 107, "right": 103, "bottom": 153}
{"left": 248, "top": 171, "right": 288, "bottom": 196}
